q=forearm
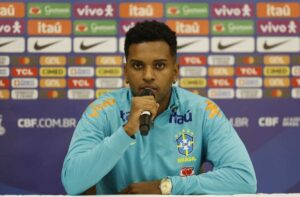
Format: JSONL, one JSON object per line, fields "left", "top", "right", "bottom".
{"left": 170, "top": 164, "right": 257, "bottom": 194}
{"left": 61, "top": 127, "right": 134, "bottom": 195}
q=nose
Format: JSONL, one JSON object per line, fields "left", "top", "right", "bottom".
{"left": 143, "top": 65, "right": 155, "bottom": 82}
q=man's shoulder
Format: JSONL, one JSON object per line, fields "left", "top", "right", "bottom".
{"left": 84, "top": 88, "right": 130, "bottom": 118}
{"left": 95, "top": 88, "right": 129, "bottom": 103}
{"left": 175, "top": 87, "right": 222, "bottom": 114}
{"left": 175, "top": 87, "right": 208, "bottom": 106}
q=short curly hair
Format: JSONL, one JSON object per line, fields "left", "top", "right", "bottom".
{"left": 124, "top": 20, "right": 177, "bottom": 60}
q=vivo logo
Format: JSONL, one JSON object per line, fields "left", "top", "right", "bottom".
{"left": 212, "top": 4, "right": 253, "bottom": 18}
{"left": 169, "top": 110, "right": 192, "bottom": 124}
{"left": 74, "top": 4, "right": 115, "bottom": 18}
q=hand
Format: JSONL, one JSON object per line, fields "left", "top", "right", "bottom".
{"left": 123, "top": 95, "right": 159, "bottom": 136}
{"left": 120, "top": 180, "right": 161, "bottom": 194}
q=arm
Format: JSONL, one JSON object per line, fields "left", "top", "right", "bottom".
{"left": 61, "top": 100, "right": 135, "bottom": 195}
{"left": 170, "top": 100, "right": 257, "bottom": 194}
{"left": 61, "top": 95, "right": 159, "bottom": 195}
{"left": 122, "top": 111, "right": 257, "bottom": 195}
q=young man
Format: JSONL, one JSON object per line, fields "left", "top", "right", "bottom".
{"left": 61, "top": 20, "right": 257, "bottom": 195}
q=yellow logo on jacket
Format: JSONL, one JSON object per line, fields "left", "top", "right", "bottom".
{"left": 88, "top": 98, "right": 116, "bottom": 118}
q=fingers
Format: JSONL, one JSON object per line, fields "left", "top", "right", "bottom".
{"left": 119, "top": 184, "right": 137, "bottom": 194}
{"left": 119, "top": 186, "right": 130, "bottom": 194}
{"left": 133, "top": 96, "right": 158, "bottom": 116}
{"left": 124, "top": 95, "right": 159, "bottom": 136}
{"left": 119, "top": 181, "right": 161, "bottom": 194}
{"left": 150, "top": 102, "right": 160, "bottom": 121}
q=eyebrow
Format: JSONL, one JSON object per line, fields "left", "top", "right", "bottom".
{"left": 129, "top": 59, "right": 168, "bottom": 63}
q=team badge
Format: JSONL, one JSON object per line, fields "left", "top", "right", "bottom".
{"left": 176, "top": 130, "right": 194, "bottom": 156}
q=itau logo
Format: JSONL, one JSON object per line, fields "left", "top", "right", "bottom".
{"left": 0, "top": 114, "right": 6, "bottom": 135}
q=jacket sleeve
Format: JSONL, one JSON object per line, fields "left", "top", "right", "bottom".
{"left": 170, "top": 100, "right": 257, "bottom": 194}
{"left": 61, "top": 99, "right": 135, "bottom": 195}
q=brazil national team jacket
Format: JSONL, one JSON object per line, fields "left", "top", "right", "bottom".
{"left": 62, "top": 87, "right": 257, "bottom": 195}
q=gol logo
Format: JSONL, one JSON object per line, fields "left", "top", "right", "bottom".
{"left": 0, "top": 90, "right": 9, "bottom": 99}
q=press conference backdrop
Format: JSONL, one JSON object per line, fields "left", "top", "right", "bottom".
{"left": 0, "top": 0, "right": 300, "bottom": 194}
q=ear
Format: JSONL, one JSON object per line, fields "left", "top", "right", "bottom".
{"left": 124, "top": 63, "right": 129, "bottom": 84}
{"left": 173, "top": 63, "right": 179, "bottom": 83}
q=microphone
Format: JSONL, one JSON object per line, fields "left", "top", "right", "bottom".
{"left": 139, "top": 88, "right": 154, "bottom": 136}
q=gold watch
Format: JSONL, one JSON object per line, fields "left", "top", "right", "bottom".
{"left": 159, "top": 177, "right": 172, "bottom": 195}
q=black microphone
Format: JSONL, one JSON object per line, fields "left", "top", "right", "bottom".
{"left": 139, "top": 88, "right": 154, "bottom": 136}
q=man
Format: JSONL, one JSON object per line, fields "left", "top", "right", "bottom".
{"left": 61, "top": 20, "right": 257, "bottom": 195}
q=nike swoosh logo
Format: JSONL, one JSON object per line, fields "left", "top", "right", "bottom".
{"left": 0, "top": 40, "right": 15, "bottom": 48}
{"left": 34, "top": 40, "right": 61, "bottom": 50}
{"left": 80, "top": 40, "right": 107, "bottom": 50}
{"left": 177, "top": 40, "right": 199, "bottom": 50}
{"left": 263, "top": 40, "right": 290, "bottom": 50}
{"left": 218, "top": 40, "right": 244, "bottom": 50}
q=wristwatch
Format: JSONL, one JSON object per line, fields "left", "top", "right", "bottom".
{"left": 159, "top": 177, "right": 172, "bottom": 195}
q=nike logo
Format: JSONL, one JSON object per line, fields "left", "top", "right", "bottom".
{"left": 263, "top": 40, "right": 290, "bottom": 50}
{"left": 218, "top": 40, "right": 244, "bottom": 50}
{"left": 34, "top": 40, "right": 61, "bottom": 50}
{"left": 80, "top": 40, "right": 107, "bottom": 50}
{"left": 0, "top": 40, "right": 15, "bottom": 48}
{"left": 177, "top": 40, "right": 199, "bottom": 50}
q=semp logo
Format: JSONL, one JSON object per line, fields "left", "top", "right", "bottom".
{"left": 0, "top": 114, "right": 6, "bottom": 135}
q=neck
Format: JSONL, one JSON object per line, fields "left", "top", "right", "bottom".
{"left": 157, "top": 88, "right": 172, "bottom": 115}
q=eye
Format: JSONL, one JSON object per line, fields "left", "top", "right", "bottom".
{"left": 155, "top": 62, "right": 165, "bottom": 70}
{"left": 132, "top": 62, "right": 143, "bottom": 70}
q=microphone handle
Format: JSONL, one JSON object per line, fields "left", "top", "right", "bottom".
{"left": 139, "top": 88, "right": 154, "bottom": 136}
{"left": 139, "top": 111, "right": 151, "bottom": 136}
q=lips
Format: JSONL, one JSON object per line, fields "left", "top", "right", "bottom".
{"left": 140, "top": 86, "right": 157, "bottom": 92}
{"left": 139, "top": 86, "right": 158, "bottom": 96}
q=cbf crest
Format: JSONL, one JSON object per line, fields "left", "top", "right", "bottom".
{"left": 176, "top": 129, "right": 194, "bottom": 156}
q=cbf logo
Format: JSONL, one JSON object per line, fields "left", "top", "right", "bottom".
{"left": 176, "top": 129, "right": 194, "bottom": 156}
{"left": 0, "top": 114, "right": 6, "bottom": 136}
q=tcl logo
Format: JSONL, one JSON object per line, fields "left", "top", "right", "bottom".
{"left": 68, "top": 78, "right": 94, "bottom": 88}
{"left": 179, "top": 56, "right": 206, "bottom": 65}
{"left": 11, "top": 67, "right": 38, "bottom": 77}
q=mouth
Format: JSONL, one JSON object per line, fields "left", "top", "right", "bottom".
{"left": 139, "top": 86, "right": 158, "bottom": 96}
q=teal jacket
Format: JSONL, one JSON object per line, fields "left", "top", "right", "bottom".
{"left": 61, "top": 87, "right": 257, "bottom": 195}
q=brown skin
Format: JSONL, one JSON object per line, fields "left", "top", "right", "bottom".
{"left": 120, "top": 180, "right": 161, "bottom": 194}
{"left": 122, "top": 41, "right": 179, "bottom": 194}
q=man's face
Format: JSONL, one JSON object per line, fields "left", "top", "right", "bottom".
{"left": 125, "top": 41, "right": 178, "bottom": 107}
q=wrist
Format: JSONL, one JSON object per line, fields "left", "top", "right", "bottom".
{"left": 123, "top": 123, "right": 137, "bottom": 137}
{"left": 159, "top": 177, "right": 172, "bottom": 195}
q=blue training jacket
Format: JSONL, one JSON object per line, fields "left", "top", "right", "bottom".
{"left": 61, "top": 86, "right": 257, "bottom": 195}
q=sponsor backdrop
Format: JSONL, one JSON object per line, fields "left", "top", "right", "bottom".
{"left": 0, "top": 0, "right": 300, "bottom": 194}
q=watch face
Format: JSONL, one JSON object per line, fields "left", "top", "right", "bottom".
{"left": 160, "top": 178, "right": 172, "bottom": 195}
